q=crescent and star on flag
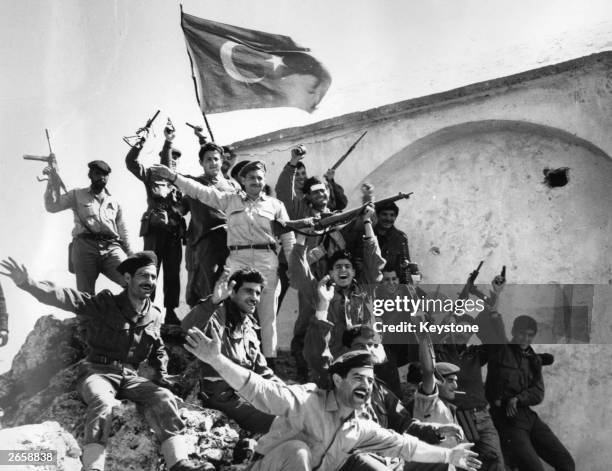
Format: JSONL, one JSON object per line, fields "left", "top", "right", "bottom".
{"left": 220, "top": 41, "right": 286, "bottom": 84}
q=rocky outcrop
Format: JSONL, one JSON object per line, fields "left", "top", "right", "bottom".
{"left": 0, "top": 315, "right": 252, "bottom": 470}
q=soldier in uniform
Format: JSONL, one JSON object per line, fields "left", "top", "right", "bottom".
{"left": 152, "top": 160, "right": 295, "bottom": 368}
{"left": 182, "top": 267, "right": 279, "bottom": 433}
{"left": 373, "top": 201, "right": 410, "bottom": 275}
{"left": 44, "top": 160, "right": 131, "bottom": 294}
{"left": 125, "top": 127, "right": 185, "bottom": 324}
{"left": 182, "top": 128, "right": 237, "bottom": 307}
{"left": 0, "top": 281, "right": 8, "bottom": 346}
{"left": 0, "top": 253, "right": 214, "bottom": 471}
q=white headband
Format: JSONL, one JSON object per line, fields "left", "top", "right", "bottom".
{"left": 309, "top": 183, "right": 326, "bottom": 192}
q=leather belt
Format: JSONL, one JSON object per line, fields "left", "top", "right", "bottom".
{"left": 88, "top": 354, "right": 136, "bottom": 369}
{"left": 77, "top": 233, "right": 118, "bottom": 242}
{"left": 228, "top": 243, "right": 276, "bottom": 251}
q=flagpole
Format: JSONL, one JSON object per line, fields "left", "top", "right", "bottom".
{"left": 180, "top": 5, "right": 216, "bottom": 142}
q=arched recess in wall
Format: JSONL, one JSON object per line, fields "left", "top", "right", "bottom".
{"left": 353, "top": 119, "right": 612, "bottom": 285}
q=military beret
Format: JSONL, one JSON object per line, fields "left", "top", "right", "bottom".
{"left": 116, "top": 251, "right": 158, "bottom": 275}
{"left": 231, "top": 160, "right": 251, "bottom": 181}
{"left": 342, "top": 324, "right": 376, "bottom": 348}
{"left": 88, "top": 160, "right": 112, "bottom": 174}
{"left": 329, "top": 350, "right": 374, "bottom": 377}
{"left": 435, "top": 362, "right": 460, "bottom": 378}
{"left": 238, "top": 160, "right": 266, "bottom": 178}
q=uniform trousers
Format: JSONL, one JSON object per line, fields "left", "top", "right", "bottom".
{"left": 143, "top": 229, "right": 182, "bottom": 308}
{"left": 225, "top": 248, "right": 279, "bottom": 358}
{"left": 77, "top": 363, "right": 185, "bottom": 446}
{"left": 491, "top": 407, "right": 575, "bottom": 471}
{"left": 185, "top": 229, "right": 228, "bottom": 307}
{"left": 72, "top": 237, "right": 127, "bottom": 294}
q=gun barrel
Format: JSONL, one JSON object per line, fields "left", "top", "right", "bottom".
{"left": 476, "top": 261, "right": 484, "bottom": 272}
{"left": 23, "top": 155, "right": 50, "bottom": 162}
{"left": 147, "top": 110, "right": 161, "bottom": 127}
{"left": 185, "top": 122, "right": 198, "bottom": 129}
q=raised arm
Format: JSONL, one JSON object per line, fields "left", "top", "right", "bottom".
{"left": 275, "top": 147, "right": 306, "bottom": 219}
{"left": 150, "top": 164, "right": 231, "bottom": 212}
{"left": 124, "top": 140, "right": 148, "bottom": 182}
{"left": 361, "top": 205, "right": 385, "bottom": 285}
{"left": 0, "top": 258, "right": 92, "bottom": 315}
{"left": 185, "top": 326, "right": 311, "bottom": 416}
{"left": 44, "top": 184, "right": 75, "bottom": 213}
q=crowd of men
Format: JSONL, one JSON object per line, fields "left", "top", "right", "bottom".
{"left": 0, "top": 122, "right": 575, "bottom": 471}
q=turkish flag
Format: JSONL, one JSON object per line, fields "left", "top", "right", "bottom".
{"left": 181, "top": 12, "right": 331, "bottom": 114}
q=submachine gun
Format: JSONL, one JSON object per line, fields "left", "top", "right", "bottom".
{"left": 23, "top": 129, "right": 67, "bottom": 194}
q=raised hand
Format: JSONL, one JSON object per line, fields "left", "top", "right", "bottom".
{"left": 184, "top": 326, "right": 223, "bottom": 363}
{"left": 290, "top": 145, "right": 307, "bottom": 165}
{"left": 0, "top": 257, "right": 29, "bottom": 286}
{"left": 361, "top": 202, "right": 375, "bottom": 223}
{"left": 448, "top": 443, "right": 481, "bottom": 471}
{"left": 212, "top": 268, "right": 236, "bottom": 304}
{"left": 324, "top": 168, "right": 335, "bottom": 180}
{"left": 150, "top": 164, "right": 175, "bottom": 180}
{"left": 316, "top": 275, "right": 335, "bottom": 313}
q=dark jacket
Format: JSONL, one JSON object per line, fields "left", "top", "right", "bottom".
{"left": 182, "top": 296, "right": 279, "bottom": 382}
{"left": 20, "top": 277, "right": 167, "bottom": 374}
{"left": 485, "top": 344, "right": 544, "bottom": 409}
{"left": 125, "top": 144, "right": 185, "bottom": 238}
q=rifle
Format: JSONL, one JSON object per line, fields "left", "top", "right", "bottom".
{"left": 123, "top": 109, "right": 161, "bottom": 147}
{"left": 313, "top": 192, "right": 413, "bottom": 232}
{"left": 330, "top": 131, "right": 367, "bottom": 171}
{"left": 457, "top": 260, "right": 484, "bottom": 300}
{"left": 23, "top": 129, "right": 67, "bottom": 194}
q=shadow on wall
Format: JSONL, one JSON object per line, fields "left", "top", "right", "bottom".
{"left": 350, "top": 119, "right": 612, "bottom": 285}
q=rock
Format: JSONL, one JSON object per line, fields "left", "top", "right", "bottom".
{"left": 0, "top": 314, "right": 247, "bottom": 470}
{"left": 0, "top": 421, "right": 81, "bottom": 471}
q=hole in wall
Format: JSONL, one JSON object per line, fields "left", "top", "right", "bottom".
{"left": 542, "top": 167, "right": 570, "bottom": 188}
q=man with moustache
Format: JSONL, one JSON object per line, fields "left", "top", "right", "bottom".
{"left": 0, "top": 253, "right": 213, "bottom": 471}
{"left": 44, "top": 160, "right": 132, "bottom": 294}
{"left": 183, "top": 330, "right": 482, "bottom": 471}
{"left": 373, "top": 201, "right": 410, "bottom": 276}
{"left": 289, "top": 205, "right": 385, "bottom": 387}
{"left": 181, "top": 267, "right": 279, "bottom": 434}
{"left": 151, "top": 160, "right": 295, "bottom": 367}
{"left": 125, "top": 125, "right": 185, "bottom": 324}
{"left": 181, "top": 127, "right": 238, "bottom": 307}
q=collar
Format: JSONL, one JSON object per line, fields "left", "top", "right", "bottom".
{"left": 117, "top": 291, "right": 154, "bottom": 326}
{"left": 325, "top": 389, "right": 341, "bottom": 412}
{"left": 240, "top": 191, "right": 268, "bottom": 202}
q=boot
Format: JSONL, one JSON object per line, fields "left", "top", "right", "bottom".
{"left": 81, "top": 443, "right": 105, "bottom": 471}
{"left": 170, "top": 459, "right": 215, "bottom": 471}
{"left": 162, "top": 436, "right": 215, "bottom": 471}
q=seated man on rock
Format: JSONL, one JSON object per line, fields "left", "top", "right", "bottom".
{"left": 0, "top": 253, "right": 213, "bottom": 471}
{"left": 182, "top": 267, "right": 279, "bottom": 434}
{"left": 184, "top": 325, "right": 483, "bottom": 471}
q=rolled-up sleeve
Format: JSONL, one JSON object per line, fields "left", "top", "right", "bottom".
{"left": 237, "top": 371, "right": 314, "bottom": 416}
{"left": 174, "top": 174, "right": 231, "bottom": 212}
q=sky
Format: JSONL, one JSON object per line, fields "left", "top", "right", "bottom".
{"left": 1, "top": 0, "right": 611, "bottom": 372}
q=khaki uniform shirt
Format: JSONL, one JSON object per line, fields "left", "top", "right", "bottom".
{"left": 239, "top": 372, "right": 441, "bottom": 471}
{"left": 45, "top": 186, "right": 131, "bottom": 252}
